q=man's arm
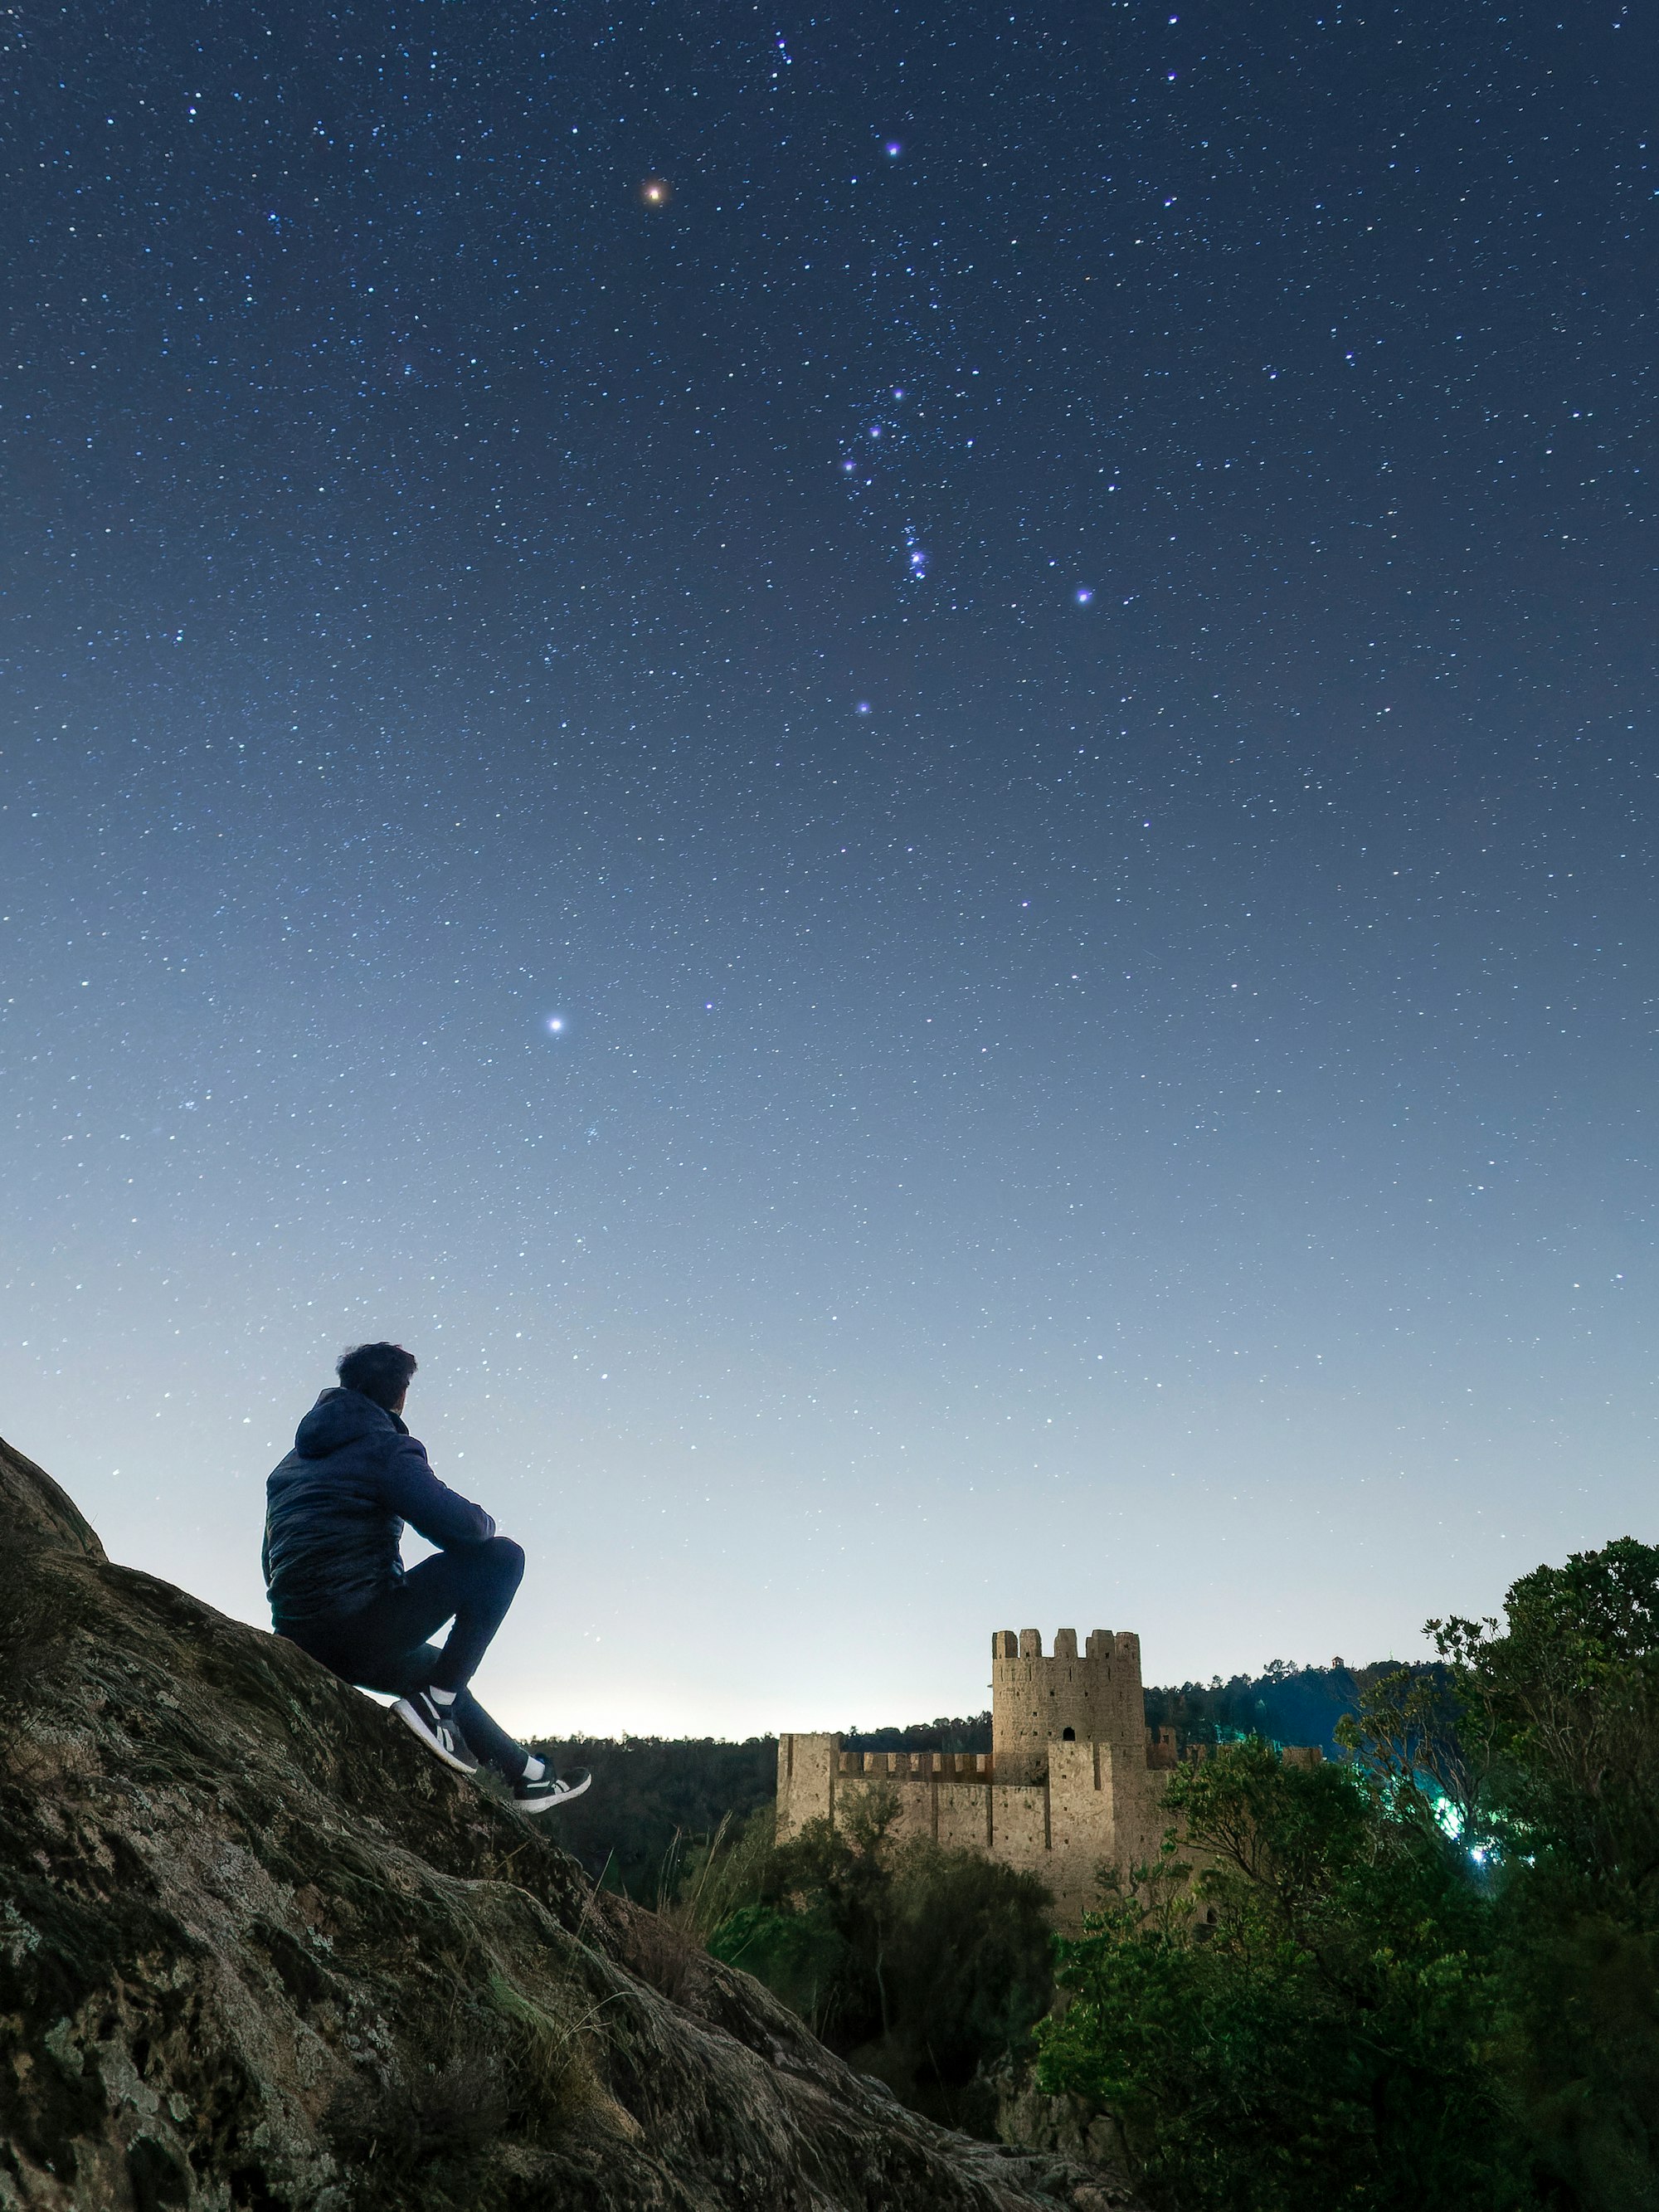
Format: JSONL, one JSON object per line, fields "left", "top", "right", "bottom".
{"left": 380, "top": 1435, "right": 498, "bottom": 1549}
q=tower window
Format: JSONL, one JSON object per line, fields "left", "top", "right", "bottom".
{"left": 1062, "top": 1727, "right": 1076, "bottom": 1741}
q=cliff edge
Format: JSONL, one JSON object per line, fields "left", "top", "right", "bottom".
{"left": 0, "top": 1435, "right": 1137, "bottom": 2211}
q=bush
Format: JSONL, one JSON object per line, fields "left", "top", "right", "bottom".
{"left": 703, "top": 1791, "right": 1053, "bottom": 2128}
{"left": 1039, "top": 1742, "right": 1530, "bottom": 2208}
{"left": 1348, "top": 1537, "right": 1659, "bottom": 2210}
{"left": 1034, "top": 1740, "right": 1530, "bottom": 2211}
{"left": 1039, "top": 1539, "right": 1659, "bottom": 2212}
{"left": 522, "top": 1734, "right": 778, "bottom": 1898}
{"left": 708, "top": 1902, "right": 850, "bottom": 2028}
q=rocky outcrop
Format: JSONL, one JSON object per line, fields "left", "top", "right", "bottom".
{"left": 987, "top": 2059, "right": 1127, "bottom": 2173}
{"left": 0, "top": 1436, "right": 1142, "bottom": 2211}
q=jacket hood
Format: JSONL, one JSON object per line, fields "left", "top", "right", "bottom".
{"left": 294, "top": 1387, "right": 403, "bottom": 1460}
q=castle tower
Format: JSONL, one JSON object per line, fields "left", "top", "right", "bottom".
{"left": 990, "top": 1627, "right": 1146, "bottom": 1784}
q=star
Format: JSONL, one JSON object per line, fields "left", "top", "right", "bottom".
{"left": 637, "top": 178, "right": 672, "bottom": 208}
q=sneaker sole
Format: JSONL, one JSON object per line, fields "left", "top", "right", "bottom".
{"left": 392, "top": 1698, "right": 477, "bottom": 1775}
{"left": 516, "top": 1776, "right": 593, "bottom": 1814}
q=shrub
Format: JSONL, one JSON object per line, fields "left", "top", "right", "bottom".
{"left": 701, "top": 1793, "right": 1053, "bottom": 2127}
{"left": 1034, "top": 1742, "right": 1531, "bottom": 2212}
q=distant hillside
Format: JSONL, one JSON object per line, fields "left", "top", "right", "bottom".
{"left": 844, "top": 1713, "right": 995, "bottom": 1755}
{"left": 1144, "top": 1659, "right": 1429, "bottom": 1758}
{"left": 527, "top": 1733, "right": 779, "bottom": 1898}
{"left": 834, "top": 1664, "right": 1399, "bottom": 1763}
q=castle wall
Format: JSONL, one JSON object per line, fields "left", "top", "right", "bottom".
{"left": 775, "top": 1735, "right": 1155, "bottom": 1931}
{"left": 774, "top": 1731, "right": 836, "bottom": 1833}
{"left": 989, "top": 1781, "right": 1052, "bottom": 1870}
{"left": 1047, "top": 1738, "right": 1175, "bottom": 1906}
{"left": 779, "top": 1747, "right": 1000, "bottom": 1853}
{"left": 776, "top": 1635, "right": 1326, "bottom": 1934}
{"left": 935, "top": 1780, "right": 993, "bottom": 1854}
{"left": 1047, "top": 1737, "right": 1119, "bottom": 1903}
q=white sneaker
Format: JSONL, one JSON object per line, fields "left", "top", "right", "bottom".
{"left": 392, "top": 1688, "right": 479, "bottom": 1773}
{"left": 513, "top": 1766, "right": 591, "bottom": 1814}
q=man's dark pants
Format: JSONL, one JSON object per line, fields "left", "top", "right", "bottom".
{"left": 283, "top": 1536, "right": 528, "bottom": 1778}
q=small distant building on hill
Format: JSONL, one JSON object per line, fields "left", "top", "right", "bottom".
{"left": 776, "top": 1627, "right": 1325, "bottom": 1930}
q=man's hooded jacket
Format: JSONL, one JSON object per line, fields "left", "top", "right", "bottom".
{"left": 262, "top": 1387, "right": 495, "bottom": 1627}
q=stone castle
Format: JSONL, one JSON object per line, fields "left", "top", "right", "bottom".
{"left": 776, "top": 1626, "right": 1324, "bottom": 1929}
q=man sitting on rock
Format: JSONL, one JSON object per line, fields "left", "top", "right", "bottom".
{"left": 262, "top": 1340, "right": 589, "bottom": 1813}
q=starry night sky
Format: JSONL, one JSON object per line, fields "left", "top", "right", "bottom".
{"left": 3, "top": 2, "right": 1654, "bottom": 1738}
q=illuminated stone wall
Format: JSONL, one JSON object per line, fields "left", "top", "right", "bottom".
{"left": 776, "top": 1627, "right": 1323, "bottom": 1930}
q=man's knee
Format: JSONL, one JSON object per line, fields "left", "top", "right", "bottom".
{"left": 484, "top": 1535, "right": 525, "bottom": 1587}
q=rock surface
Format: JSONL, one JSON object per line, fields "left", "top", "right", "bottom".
{"left": 989, "top": 2059, "right": 1127, "bottom": 2173}
{"left": 0, "top": 1437, "right": 1143, "bottom": 2211}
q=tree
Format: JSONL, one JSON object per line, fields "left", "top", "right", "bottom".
{"left": 1345, "top": 1538, "right": 1659, "bottom": 2211}
{"left": 705, "top": 1788, "right": 1054, "bottom": 2127}
{"left": 1035, "top": 1740, "right": 1532, "bottom": 2212}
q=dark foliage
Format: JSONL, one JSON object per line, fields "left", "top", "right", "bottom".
{"left": 844, "top": 1713, "right": 994, "bottom": 1754}
{"left": 1144, "top": 1660, "right": 1432, "bottom": 1759}
{"left": 1039, "top": 1537, "right": 1659, "bottom": 2212}
{"left": 705, "top": 1792, "right": 1054, "bottom": 2132}
{"left": 1344, "top": 1537, "right": 1659, "bottom": 2211}
{"left": 524, "top": 1732, "right": 777, "bottom": 1895}
{"left": 1036, "top": 1743, "right": 1529, "bottom": 2211}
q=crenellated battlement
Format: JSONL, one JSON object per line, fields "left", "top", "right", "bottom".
{"left": 839, "top": 1749, "right": 993, "bottom": 1779}
{"left": 990, "top": 1627, "right": 1141, "bottom": 1667}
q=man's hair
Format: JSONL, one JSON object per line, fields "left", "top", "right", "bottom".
{"left": 337, "top": 1342, "right": 418, "bottom": 1410}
